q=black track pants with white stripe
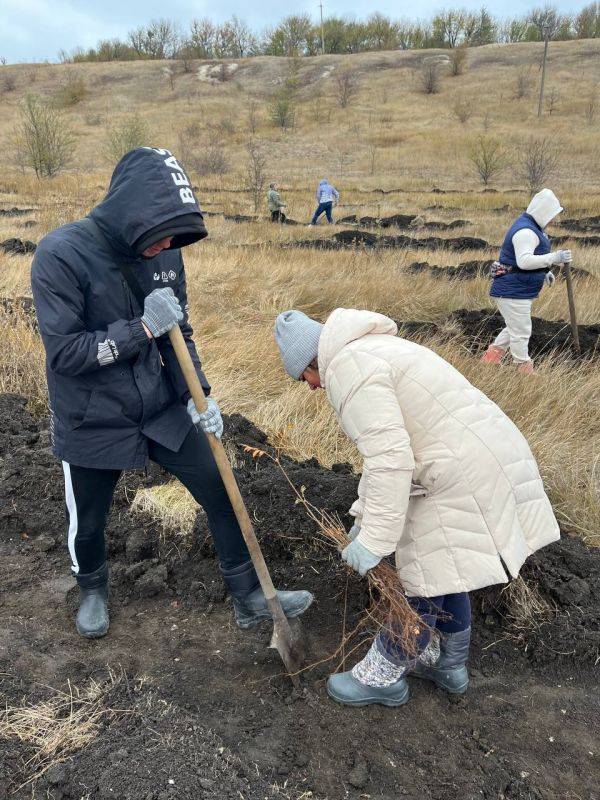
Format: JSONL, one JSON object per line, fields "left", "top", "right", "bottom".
{"left": 62, "top": 426, "right": 251, "bottom": 581}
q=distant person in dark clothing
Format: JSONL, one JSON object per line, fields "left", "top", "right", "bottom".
{"left": 267, "top": 183, "right": 286, "bottom": 223}
{"left": 309, "top": 179, "right": 339, "bottom": 226}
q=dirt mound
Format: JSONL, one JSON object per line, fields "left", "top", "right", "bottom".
{"left": 0, "top": 207, "right": 34, "bottom": 217}
{"left": 2, "top": 394, "right": 599, "bottom": 799}
{"left": 337, "top": 214, "right": 469, "bottom": 231}
{"left": 554, "top": 233, "right": 600, "bottom": 247}
{"left": 0, "top": 238, "right": 37, "bottom": 255}
{"left": 0, "top": 296, "right": 37, "bottom": 325}
{"left": 407, "top": 261, "right": 592, "bottom": 281}
{"left": 561, "top": 215, "right": 600, "bottom": 232}
{"left": 291, "top": 229, "right": 490, "bottom": 252}
{"left": 400, "top": 309, "right": 600, "bottom": 361}
{"left": 408, "top": 259, "right": 491, "bottom": 280}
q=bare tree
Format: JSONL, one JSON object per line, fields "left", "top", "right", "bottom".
{"left": 585, "top": 86, "right": 598, "bottom": 124}
{"left": 417, "top": 60, "right": 442, "bottom": 94}
{"left": 452, "top": 95, "right": 473, "bottom": 124}
{"left": 12, "top": 93, "right": 74, "bottom": 178}
{"left": 448, "top": 46, "right": 468, "bottom": 76}
{"left": 367, "top": 142, "right": 378, "bottom": 175}
{"left": 269, "top": 80, "right": 296, "bottom": 128}
{"left": 128, "top": 19, "right": 181, "bottom": 59}
{"left": 546, "top": 88, "right": 559, "bottom": 115}
{"left": 244, "top": 140, "right": 267, "bottom": 212}
{"left": 468, "top": 136, "right": 509, "bottom": 186}
{"left": 246, "top": 99, "right": 259, "bottom": 134}
{"left": 514, "top": 66, "right": 533, "bottom": 98}
{"left": 516, "top": 137, "right": 560, "bottom": 193}
{"left": 334, "top": 67, "right": 358, "bottom": 108}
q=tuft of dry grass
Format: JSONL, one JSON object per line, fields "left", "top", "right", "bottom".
{"left": 0, "top": 669, "right": 124, "bottom": 791}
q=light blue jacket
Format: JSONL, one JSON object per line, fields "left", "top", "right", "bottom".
{"left": 316, "top": 180, "right": 339, "bottom": 204}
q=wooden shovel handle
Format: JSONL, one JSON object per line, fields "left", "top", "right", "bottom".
{"left": 167, "top": 326, "right": 278, "bottom": 601}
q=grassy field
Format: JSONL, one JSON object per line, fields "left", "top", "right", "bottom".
{"left": 0, "top": 40, "right": 599, "bottom": 544}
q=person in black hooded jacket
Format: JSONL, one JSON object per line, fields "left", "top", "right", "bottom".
{"left": 31, "top": 147, "right": 313, "bottom": 639}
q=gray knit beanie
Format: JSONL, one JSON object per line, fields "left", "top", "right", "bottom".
{"left": 274, "top": 310, "right": 324, "bottom": 380}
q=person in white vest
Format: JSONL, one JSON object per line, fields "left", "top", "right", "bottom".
{"left": 274, "top": 308, "right": 560, "bottom": 707}
{"left": 482, "top": 188, "right": 571, "bottom": 373}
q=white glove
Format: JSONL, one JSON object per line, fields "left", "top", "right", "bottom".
{"left": 552, "top": 249, "right": 572, "bottom": 265}
{"left": 187, "top": 397, "right": 223, "bottom": 439}
{"left": 347, "top": 522, "right": 361, "bottom": 542}
{"left": 545, "top": 271, "right": 556, "bottom": 287}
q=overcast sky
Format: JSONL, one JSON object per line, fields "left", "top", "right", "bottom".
{"left": 0, "top": 0, "right": 587, "bottom": 63}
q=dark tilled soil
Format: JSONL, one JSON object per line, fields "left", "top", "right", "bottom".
{"left": 399, "top": 308, "right": 600, "bottom": 361}
{"left": 407, "top": 261, "right": 592, "bottom": 281}
{"left": 1, "top": 394, "right": 599, "bottom": 800}
{"left": 0, "top": 238, "right": 37, "bottom": 254}
{"left": 337, "top": 214, "right": 469, "bottom": 231}
{"left": 560, "top": 215, "right": 600, "bottom": 233}
{"left": 0, "top": 207, "right": 34, "bottom": 217}
{"left": 290, "top": 229, "right": 490, "bottom": 252}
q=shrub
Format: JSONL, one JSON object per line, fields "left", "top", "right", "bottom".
{"left": 104, "top": 114, "right": 150, "bottom": 163}
{"left": 514, "top": 66, "right": 533, "bottom": 99}
{"left": 448, "top": 46, "right": 468, "bottom": 76}
{"left": 269, "top": 82, "right": 296, "bottom": 128}
{"left": 515, "top": 137, "right": 560, "bottom": 193}
{"left": 2, "top": 73, "right": 16, "bottom": 93}
{"left": 53, "top": 76, "right": 88, "bottom": 108}
{"left": 417, "top": 60, "right": 442, "bottom": 94}
{"left": 333, "top": 67, "right": 359, "bottom": 108}
{"left": 468, "top": 136, "right": 509, "bottom": 186}
{"left": 452, "top": 95, "right": 473, "bottom": 124}
{"left": 12, "top": 93, "right": 74, "bottom": 178}
{"left": 192, "top": 146, "right": 230, "bottom": 176}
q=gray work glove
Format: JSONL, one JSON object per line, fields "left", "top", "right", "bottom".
{"left": 545, "top": 271, "right": 556, "bottom": 287}
{"left": 187, "top": 396, "right": 223, "bottom": 439}
{"left": 141, "top": 287, "right": 183, "bottom": 338}
{"left": 552, "top": 249, "right": 572, "bottom": 265}
{"left": 347, "top": 522, "right": 361, "bottom": 542}
{"left": 341, "top": 538, "right": 381, "bottom": 577}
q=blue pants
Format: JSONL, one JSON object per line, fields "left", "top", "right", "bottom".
{"left": 311, "top": 201, "right": 333, "bottom": 225}
{"left": 378, "top": 592, "right": 471, "bottom": 665}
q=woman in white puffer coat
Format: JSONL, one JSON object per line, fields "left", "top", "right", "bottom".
{"left": 274, "top": 307, "right": 559, "bottom": 707}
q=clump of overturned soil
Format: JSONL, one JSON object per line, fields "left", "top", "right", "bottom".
{"left": 406, "top": 260, "right": 592, "bottom": 281}
{"left": 337, "top": 213, "right": 469, "bottom": 230}
{"left": 560, "top": 215, "right": 600, "bottom": 233}
{"left": 0, "top": 238, "right": 37, "bottom": 254}
{"left": 400, "top": 308, "right": 600, "bottom": 361}
{"left": 290, "top": 229, "right": 490, "bottom": 252}
{"left": 1, "top": 393, "right": 599, "bottom": 800}
{"left": 0, "top": 207, "right": 34, "bottom": 217}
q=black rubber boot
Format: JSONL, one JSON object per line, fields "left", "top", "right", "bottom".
{"left": 221, "top": 560, "right": 314, "bottom": 630}
{"left": 75, "top": 563, "right": 109, "bottom": 639}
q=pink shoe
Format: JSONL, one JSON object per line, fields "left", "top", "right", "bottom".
{"left": 481, "top": 345, "right": 506, "bottom": 364}
{"left": 517, "top": 361, "right": 534, "bottom": 374}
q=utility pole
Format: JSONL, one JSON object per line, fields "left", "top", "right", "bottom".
{"left": 537, "top": 25, "right": 550, "bottom": 118}
{"left": 318, "top": 2, "right": 325, "bottom": 55}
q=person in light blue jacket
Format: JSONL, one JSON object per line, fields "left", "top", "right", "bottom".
{"left": 309, "top": 179, "right": 340, "bottom": 226}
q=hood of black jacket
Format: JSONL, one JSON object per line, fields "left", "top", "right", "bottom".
{"left": 89, "top": 147, "right": 207, "bottom": 258}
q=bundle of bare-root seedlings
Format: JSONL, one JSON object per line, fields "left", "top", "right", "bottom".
{"left": 243, "top": 446, "right": 433, "bottom": 672}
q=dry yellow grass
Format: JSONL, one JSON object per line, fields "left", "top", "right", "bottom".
{"left": 0, "top": 42, "right": 598, "bottom": 547}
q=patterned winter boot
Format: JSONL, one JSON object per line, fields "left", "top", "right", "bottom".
{"left": 326, "top": 639, "right": 411, "bottom": 707}
{"left": 481, "top": 345, "right": 506, "bottom": 364}
{"left": 412, "top": 627, "right": 471, "bottom": 694}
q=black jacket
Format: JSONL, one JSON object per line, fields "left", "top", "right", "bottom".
{"left": 31, "top": 147, "right": 209, "bottom": 470}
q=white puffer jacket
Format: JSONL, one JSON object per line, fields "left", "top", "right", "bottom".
{"left": 319, "top": 308, "right": 560, "bottom": 597}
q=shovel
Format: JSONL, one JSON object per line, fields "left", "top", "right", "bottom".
{"left": 168, "top": 325, "right": 305, "bottom": 686}
{"left": 562, "top": 261, "right": 581, "bottom": 355}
